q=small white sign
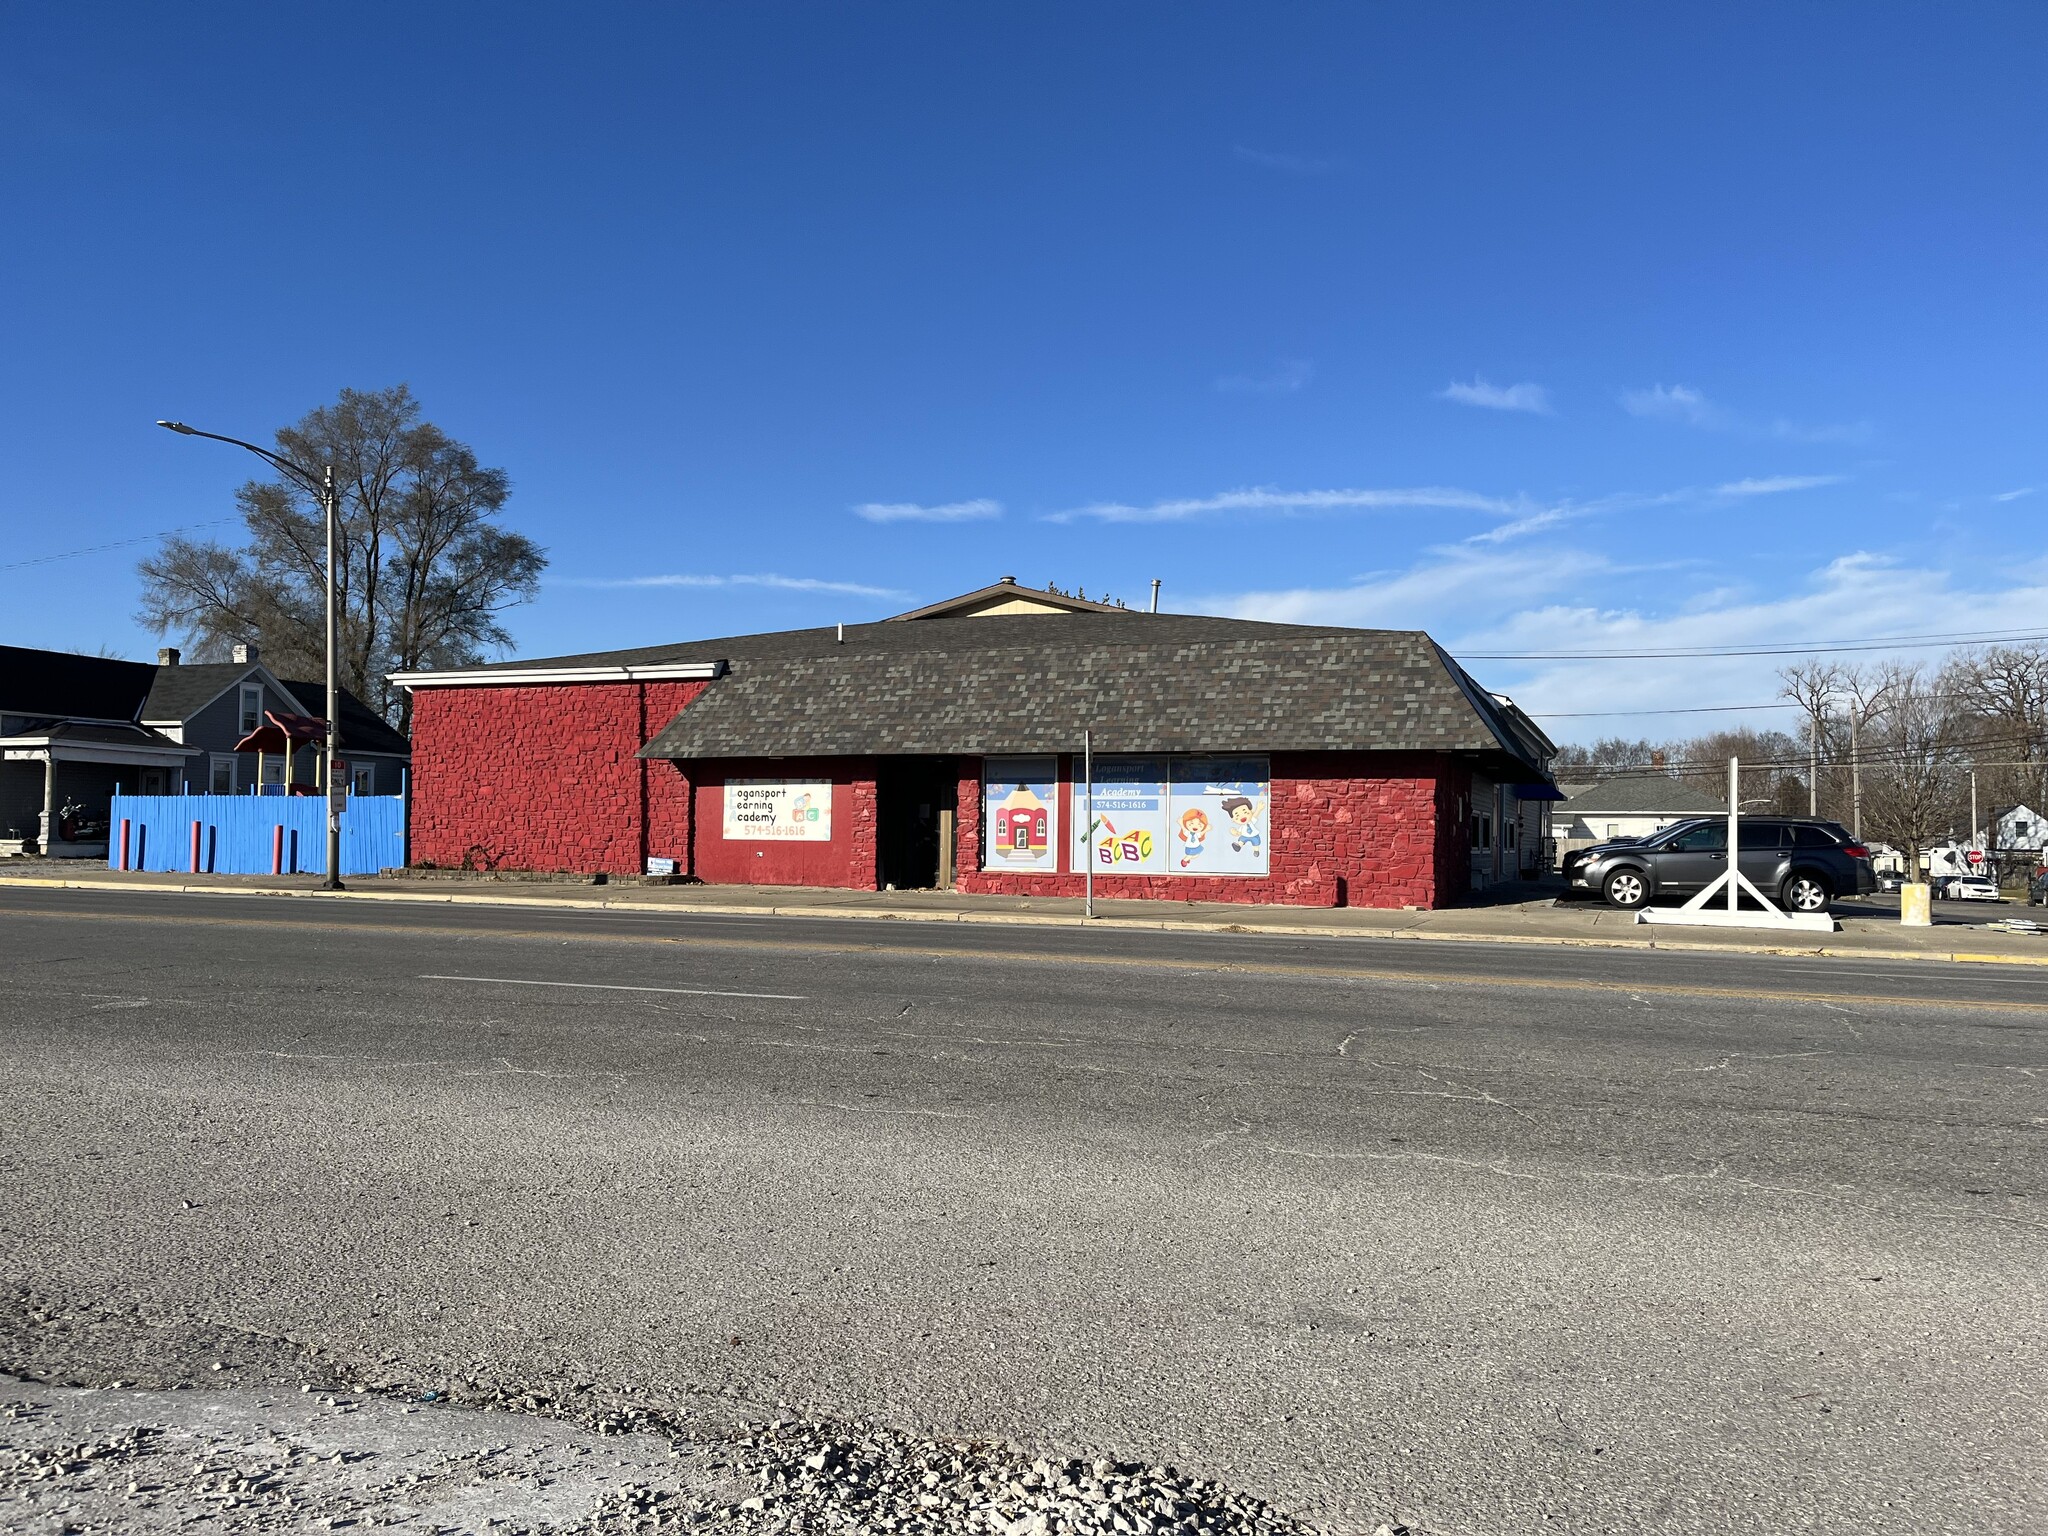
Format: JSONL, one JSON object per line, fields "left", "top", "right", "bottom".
{"left": 723, "top": 780, "right": 832, "bottom": 842}
{"left": 646, "top": 855, "right": 678, "bottom": 876}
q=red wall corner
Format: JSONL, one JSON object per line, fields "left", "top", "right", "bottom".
{"left": 409, "top": 679, "right": 709, "bottom": 875}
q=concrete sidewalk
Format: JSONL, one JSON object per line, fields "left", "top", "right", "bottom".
{"left": 6, "top": 862, "right": 2048, "bottom": 967}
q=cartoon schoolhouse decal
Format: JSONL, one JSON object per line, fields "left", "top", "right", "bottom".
{"left": 982, "top": 756, "right": 1059, "bottom": 873}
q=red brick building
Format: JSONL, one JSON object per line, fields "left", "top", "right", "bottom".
{"left": 394, "top": 580, "right": 1555, "bottom": 908}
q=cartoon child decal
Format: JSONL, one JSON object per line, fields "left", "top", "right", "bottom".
{"left": 1223, "top": 794, "right": 1263, "bottom": 854}
{"left": 1177, "top": 808, "right": 1210, "bottom": 868}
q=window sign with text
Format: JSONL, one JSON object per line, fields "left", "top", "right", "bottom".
{"left": 723, "top": 779, "right": 833, "bottom": 841}
{"left": 1072, "top": 755, "right": 1170, "bottom": 874}
{"left": 982, "top": 756, "right": 1060, "bottom": 873}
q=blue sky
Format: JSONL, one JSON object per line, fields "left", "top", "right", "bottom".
{"left": 3, "top": 5, "right": 2043, "bottom": 741}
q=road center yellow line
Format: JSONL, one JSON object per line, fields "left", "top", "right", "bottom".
{"left": 4, "top": 899, "right": 2045, "bottom": 1015}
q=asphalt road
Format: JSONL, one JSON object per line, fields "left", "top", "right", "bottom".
{"left": 2, "top": 887, "right": 2043, "bottom": 1535}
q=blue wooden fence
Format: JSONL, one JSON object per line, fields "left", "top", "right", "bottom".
{"left": 107, "top": 795, "right": 406, "bottom": 876}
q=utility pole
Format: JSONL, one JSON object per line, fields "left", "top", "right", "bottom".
{"left": 1808, "top": 710, "right": 1820, "bottom": 817}
{"left": 1841, "top": 667, "right": 1893, "bottom": 846}
{"left": 1850, "top": 711, "right": 1861, "bottom": 841}
{"left": 1778, "top": 663, "right": 1838, "bottom": 819}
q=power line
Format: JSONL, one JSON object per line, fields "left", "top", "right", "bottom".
{"left": 1536, "top": 701, "right": 1799, "bottom": 718}
{"left": 0, "top": 516, "right": 240, "bottom": 573}
{"left": 1536, "top": 687, "right": 2028, "bottom": 720}
{"left": 1564, "top": 730, "right": 2048, "bottom": 778}
{"left": 1464, "top": 627, "right": 2048, "bottom": 661}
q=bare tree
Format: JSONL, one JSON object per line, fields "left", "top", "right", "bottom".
{"left": 1833, "top": 665, "right": 1897, "bottom": 842}
{"left": 1942, "top": 643, "right": 2048, "bottom": 816}
{"left": 1777, "top": 661, "right": 1840, "bottom": 817}
{"left": 1676, "top": 727, "right": 1806, "bottom": 812}
{"left": 1550, "top": 737, "right": 1664, "bottom": 776}
{"left": 1860, "top": 663, "right": 1968, "bottom": 869}
{"left": 138, "top": 386, "right": 544, "bottom": 731}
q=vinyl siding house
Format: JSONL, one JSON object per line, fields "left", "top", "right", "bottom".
{"left": 1, "top": 642, "right": 407, "bottom": 855}
{"left": 1554, "top": 775, "right": 1724, "bottom": 865}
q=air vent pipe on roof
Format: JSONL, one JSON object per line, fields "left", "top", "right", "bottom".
{"left": 1149, "top": 579, "right": 1161, "bottom": 613}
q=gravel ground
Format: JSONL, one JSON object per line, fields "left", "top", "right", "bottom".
{"left": 1, "top": 1289, "right": 1353, "bottom": 1535}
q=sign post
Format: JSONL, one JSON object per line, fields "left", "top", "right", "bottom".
{"left": 1636, "top": 756, "right": 1837, "bottom": 932}
{"left": 1083, "top": 728, "right": 1095, "bottom": 921}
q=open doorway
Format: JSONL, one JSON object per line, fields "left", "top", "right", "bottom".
{"left": 876, "top": 757, "right": 953, "bottom": 890}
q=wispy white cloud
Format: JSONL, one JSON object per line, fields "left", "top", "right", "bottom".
{"left": 1452, "top": 551, "right": 2048, "bottom": 733}
{"left": 1198, "top": 545, "right": 1616, "bottom": 629}
{"left": 1768, "top": 417, "right": 1875, "bottom": 446}
{"left": 1231, "top": 144, "right": 1337, "bottom": 176}
{"left": 1620, "top": 382, "right": 1725, "bottom": 428}
{"left": 1216, "top": 359, "right": 1314, "bottom": 395}
{"left": 1622, "top": 382, "right": 1871, "bottom": 444}
{"left": 1710, "top": 474, "right": 1846, "bottom": 498}
{"left": 1458, "top": 474, "right": 1842, "bottom": 548}
{"left": 557, "top": 573, "right": 905, "bottom": 598}
{"left": 1047, "top": 470, "right": 1842, "bottom": 535}
{"left": 1192, "top": 541, "right": 2048, "bottom": 742}
{"left": 1994, "top": 487, "right": 2036, "bottom": 503}
{"left": 1437, "top": 378, "right": 1553, "bottom": 415}
{"left": 1463, "top": 508, "right": 1572, "bottom": 545}
{"left": 1048, "top": 485, "right": 1524, "bottom": 525}
{"left": 852, "top": 497, "right": 1002, "bottom": 524}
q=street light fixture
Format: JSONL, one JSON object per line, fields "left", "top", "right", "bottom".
{"left": 156, "top": 419, "right": 345, "bottom": 890}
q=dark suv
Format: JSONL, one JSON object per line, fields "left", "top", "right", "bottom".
{"left": 1564, "top": 818, "right": 1877, "bottom": 912}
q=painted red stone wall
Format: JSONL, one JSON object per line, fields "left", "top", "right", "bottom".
{"left": 954, "top": 751, "right": 1458, "bottom": 909}
{"left": 684, "top": 758, "right": 880, "bottom": 889}
{"left": 411, "top": 678, "right": 1475, "bottom": 905}
{"left": 409, "top": 680, "right": 709, "bottom": 875}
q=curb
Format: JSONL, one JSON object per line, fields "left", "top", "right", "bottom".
{"left": 7, "top": 874, "right": 2048, "bottom": 967}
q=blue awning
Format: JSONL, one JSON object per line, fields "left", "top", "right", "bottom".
{"left": 1511, "top": 782, "right": 1567, "bottom": 801}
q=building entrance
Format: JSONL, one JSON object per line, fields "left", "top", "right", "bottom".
{"left": 876, "top": 757, "right": 953, "bottom": 890}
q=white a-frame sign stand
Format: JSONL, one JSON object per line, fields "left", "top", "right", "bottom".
{"left": 1635, "top": 756, "right": 1838, "bottom": 933}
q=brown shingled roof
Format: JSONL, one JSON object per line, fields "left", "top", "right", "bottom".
{"left": 615, "top": 613, "right": 1543, "bottom": 769}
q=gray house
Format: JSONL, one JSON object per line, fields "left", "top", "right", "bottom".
{"left": 1, "top": 642, "right": 408, "bottom": 855}
{"left": 1554, "top": 774, "right": 1724, "bottom": 865}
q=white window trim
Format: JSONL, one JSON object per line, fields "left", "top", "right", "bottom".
{"left": 389, "top": 660, "right": 725, "bottom": 688}
{"left": 210, "top": 753, "right": 237, "bottom": 794}
{"left": 239, "top": 683, "right": 263, "bottom": 736}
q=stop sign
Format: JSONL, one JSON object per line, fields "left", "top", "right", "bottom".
{"left": 1968, "top": 848, "right": 1985, "bottom": 864}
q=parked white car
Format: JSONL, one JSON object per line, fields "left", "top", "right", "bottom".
{"left": 1939, "top": 875, "right": 2002, "bottom": 902}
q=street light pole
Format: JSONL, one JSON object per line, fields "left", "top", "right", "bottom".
{"left": 157, "top": 420, "right": 346, "bottom": 889}
{"left": 323, "top": 462, "right": 342, "bottom": 888}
